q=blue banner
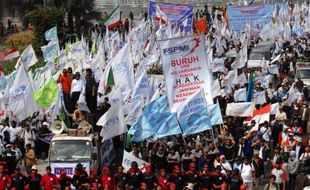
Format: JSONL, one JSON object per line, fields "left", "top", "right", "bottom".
{"left": 149, "top": 1, "right": 194, "bottom": 32}
{"left": 227, "top": 4, "right": 273, "bottom": 34}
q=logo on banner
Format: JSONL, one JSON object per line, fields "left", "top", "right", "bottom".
{"left": 9, "top": 85, "right": 28, "bottom": 103}
{"left": 21, "top": 53, "right": 33, "bottom": 65}
{"left": 163, "top": 38, "right": 201, "bottom": 57}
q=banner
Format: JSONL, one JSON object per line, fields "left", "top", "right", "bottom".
{"left": 100, "top": 139, "right": 115, "bottom": 167}
{"left": 234, "top": 88, "right": 246, "bottom": 102}
{"left": 225, "top": 102, "right": 255, "bottom": 117}
{"left": 149, "top": 1, "right": 194, "bottom": 32}
{"left": 227, "top": 4, "right": 273, "bottom": 34}
{"left": 207, "top": 103, "right": 223, "bottom": 125}
{"left": 50, "top": 162, "right": 90, "bottom": 177}
{"left": 122, "top": 150, "right": 149, "bottom": 172}
{"left": 159, "top": 35, "right": 212, "bottom": 112}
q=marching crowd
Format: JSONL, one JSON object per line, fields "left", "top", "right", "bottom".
{"left": 0, "top": 1, "right": 310, "bottom": 190}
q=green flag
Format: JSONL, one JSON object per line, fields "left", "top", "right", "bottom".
{"left": 107, "top": 67, "right": 114, "bottom": 85}
{"left": 33, "top": 79, "right": 59, "bottom": 108}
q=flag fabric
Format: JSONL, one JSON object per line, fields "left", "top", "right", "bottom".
{"left": 223, "top": 69, "right": 238, "bottom": 86}
{"left": 3, "top": 48, "right": 20, "bottom": 61}
{"left": 244, "top": 104, "right": 271, "bottom": 124}
{"left": 103, "top": 6, "right": 121, "bottom": 29}
{"left": 270, "top": 102, "right": 279, "bottom": 115}
{"left": 226, "top": 102, "right": 255, "bottom": 117}
{"left": 97, "top": 103, "right": 128, "bottom": 141}
{"left": 253, "top": 90, "right": 267, "bottom": 105}
{"left": 207, "top": 103, "right": 224, "bottom": 125}
{"left": 180, "top": 108, "right": 212, "bottom": 136}
{"left": 18, "top": 45, "right": 38, "bottom": 69}
{"left": 45, "top": 26, "right": 58, "bottom": 41}
{"left": 8, "top": 65, "right": 38, "bottom": 121}
{"left": 122, "top": 150, "right": 149, "bottom": 172}
{"left": 131, "top": 71, "right": 149, "bottom": 101}
{"left": 234, "top": 88, "right": 246, "bottom": 102}
{"left": 212, "top": 79, "right": 222, "bottom": 98}
{"left": 246, "top": 71, "right": 254, "bottom": 101}
{"left": 153, "top": 113, "right": 181, "bottom": 139}
{"left": 238, "top": 72, "right": 248, "bottom": 86}
{"left": 33, "top": 79, "right": 59, "bottom": 108}
{"left": 177, "top": 89, "right": 212, "bottom": 136}
{"left": 41, "top": 41, "right": 60, "bottom": 61}
{"left": 212, "top": 58, "right": 225, "bottom": 72}
{"left": 110, "top": 42, "right": 134, "bottom": 93}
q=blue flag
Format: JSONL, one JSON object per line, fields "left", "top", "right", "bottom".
{"left": 246, "top": 71, "right": 254, "bottom": 102}
{"left": 45, "top": 26, "right": 58, "bottom": 41}
{"left": 207, "top": 103, "right": 223, "bottom": 126}
{"left": 129, "top": 115, "right": 154, "bottom": 142}
{"left": 41, "top": 41, "right": 59, "bottom": 61}
{"left": 180, "top": 108, "right": 212, "bottom": 136}
{"left": 153, "top": 113, "right": 181, "bottom": 140}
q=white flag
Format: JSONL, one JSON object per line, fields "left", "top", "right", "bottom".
{"left": 254, "top": 91, "right": 267, "bottom": 105}
{"left": 212, "top": 58, "right": 225, "bottom": 72}
{"left": 234, "top": 88, "right": 246, "bottom": 102}
{"left": 132, "top": 71, "right": 149, "bottom": 102}
{"left": 17, "top": 45, "right": 38, "bottom": 69}
{"left": 111, "top": 42, "right": 134, "bottom": 92}
{"left": 226, "top": 102, "right": 255, "bottom": 117}
{"left": 122, "top": 150, "right": 149, "bottom": 172}
{"left": 223, "top": 69, "right": 238, "bottom": 86}
{"left": 238, "top": 72, "right": 248, "bottom": 86}
{"left": 97, "top": 103, "right": 128, "bottom": 141}
{"left": 270, "top": 102, "right": 279, "bottom": 115}
{"left": 212, "top": 79, "right": 222, "bottom": 98}
{"left": 8, "top": 65, "right": 38, "bottom": 121}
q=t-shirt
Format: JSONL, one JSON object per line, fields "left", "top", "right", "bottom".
{"left": 240, "top": 164, "right": 254, "bottom": 183}
{"left": 60, "top": 75, "right": 72, "bottom": 94}
{"left": 71, "top": 79, "right": 84, "bottom": 93}
{"left": 271, "top": 168, "right": 286, "bottom": 184}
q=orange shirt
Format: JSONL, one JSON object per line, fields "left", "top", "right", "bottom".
{"left": 60, "top": 75, "right": 72, "bottom": 94}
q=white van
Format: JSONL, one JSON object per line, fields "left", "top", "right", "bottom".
{"left": 48, "top": 134, "right": 98, "bottom": 177}
{"left": 296, "top": 62, "right": 310, "bottom": 86}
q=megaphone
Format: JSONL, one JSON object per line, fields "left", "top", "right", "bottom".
{"left": 51, "top": 120, "right": 67, "bottom": 135}
{"left": 78, "top": 121, "right": 93, "bottom": 134}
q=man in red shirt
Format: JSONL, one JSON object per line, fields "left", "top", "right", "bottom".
{"left": 0, "top": 164, "right": 11, "bottom": 190}
{"left": 40, "top": 166, "right": 58, "bottom": 190}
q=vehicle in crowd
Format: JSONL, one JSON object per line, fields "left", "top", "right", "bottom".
{"left": 296, "top": 62, "right": 310, "bottom": 87}
{"left": 48, "top": 120, "right": 98, "bottom": 177}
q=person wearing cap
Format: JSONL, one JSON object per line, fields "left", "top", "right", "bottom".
{"left": 58, "top": 170, "right": 72, "bottom": 190}
{"left": 218, "top": 155, "right": 232, "bottom": 177}
{"left": 41, "top": 166, "right": 58, "bottom": 190}
{"left": 229, "top": 169, "right": 243, "bottom": 190}
{"left": 72, "top": 163, "right": 89, "bottom": 189}
{"left": 263, "top": 175, "right": 279, "bottom": 190}
{"left": 57, "top": 68, "right": 72, "bottom": 111}
{"left": 25, "top": 143, "right": 36, "bottom": 174}
{"left": 291, "top": 121, "right": 303, "bottom": 136}
{"left": 240, "top": 157, "right": 255, "bottom": 190}
{"left": 288, "top": 150, "right": 299, "bottom": 190}
{"left": 127, "top": 161, "right": 142, "bottom": 190}
{"left": 199, "top": 164, "right": 212, "bottom": 189}
{"left": 168, "top": 165, "right": 183, "bottom": 190}
{"left": 142, "top": 164, "right": 156, "bottom": 190}
{"left": 283, "top": 132, "right": 296, "bottom": 153}
{"left": 252, "top": 151, "right": 264, "bottom": 189}
{"left": 292, "top": 136, "right": 305, "bottom": 159}
{"left": 3, "top": 143, "right": 17, "bottom": 174}
{"left": 271, "top": 160, "right": 287, "bottom": 190}
{"left": 157, "top": 169, "right": 168, "bottom": 190}
{"left": 295, "top": 167, "right": 310, "bottom": 190}
{"left": 70, "top": 72, "right": 84, "bottom": 113}
{"left": 11, "top": 166, "right": 26, "bottom": 190}
{"left": 26, "top": 165, "right": 41, "bottom": 190}
{"left": 211, "top": 165, "right": 227, "bottom": 190}
{"left": 101, "top": 166, "right": 116, "bottom": 190}
{"left": 0, "top": 164, "right": 12, "bottom": 190}
{"left": 114, "top": 165, "right": 128, "bottom": 190}
{"left": 183, "top": 162, "right": 199, "bottom": 188}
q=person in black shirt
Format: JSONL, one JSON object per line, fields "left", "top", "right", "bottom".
{"left": 168, "top": 165, "right": 183, "bottom": 190}
{"left": 229, "top": 169, "right": 243, "bottom": 190}
{"left": 72, "top": 163, "right": 89, "bottom": 189}
{"left": 3, "top": 144, "right": 17, "bottom": 174}
{"left": 212, "top": 165, "right": 227, "bottom": 190}
{"left": 142, "top": 165, "right": 156, "bottom": 189}
{"left": 58, "top": 170, "right": 72, "bottom": 190}
{"left": 199, "top": 164, "right": 212, "bottom": 189}
{"left": 11, "top": 166, "right": 27, "bottom": 190}
{"left": 26, "top": 165, "right": 42, "bottom": 190}
{"left": 114, "top": 165, "right": 128, "bottom": 189}
{"left": 85, "top": 69, "right": 97, "bottom": 113}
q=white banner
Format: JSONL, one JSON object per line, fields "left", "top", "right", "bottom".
{"left": 122, "top": 150, "right": 149, "bottom": 172}
{"left": 50, "top": 162, "right": 90, "bottom": 177}
{"left": 159, "top": 35, "right": 212, "bottom": 112}
{"left": 254, "top": 90, "right": 267, "bottom": 105}
{"left": 226, "top": 102, "right": 255, "bottom": 117}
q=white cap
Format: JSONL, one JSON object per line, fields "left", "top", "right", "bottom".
{"left": 42, "top": 122, "right": 49, "bottom": 126}
{"left": 31, "top": 165, "right": 38, "bottom": 170}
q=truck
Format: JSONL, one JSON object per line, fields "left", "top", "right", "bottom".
{"left": 295, "top": 62, "right": 310, "bottom": 87}
{"left": 48, "top": 133, "right": 98, "bottom": 177}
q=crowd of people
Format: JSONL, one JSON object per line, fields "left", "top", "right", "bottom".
{"left": 0, "top": 1, "right": 310, "bottom": 190}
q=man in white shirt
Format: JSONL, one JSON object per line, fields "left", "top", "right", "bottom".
{"left": 259, "top": 122, "right": 271, "bottom": 143}
{"left": 70, "top": 72, "right": 84, "bottom": 113}
{"left": 275, "top": 107, "right": 287, "bottom": 125}
{"left": 9, "top": 121, "right": 22, "bottom": 143}
{"left": 240, "top": 157, "right": 255, "bottom": 190}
